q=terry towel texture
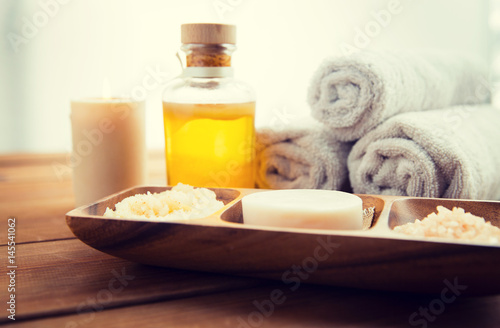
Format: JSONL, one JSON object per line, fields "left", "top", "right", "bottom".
{"left": 348, "top": 105, "right": 500, "bottom": 200}
{"left": 256, "top": 122, "right": 352, "bottom": 190}
{"left": 307, "top": 51, "right": 490, "bottom": 141}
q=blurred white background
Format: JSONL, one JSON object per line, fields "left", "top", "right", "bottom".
{"left": 0, "top": 0, "right": 492, "bottom": 153}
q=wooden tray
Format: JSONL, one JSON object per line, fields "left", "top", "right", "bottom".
{"left": 66, "top": 186, "right": 500, "bottom": 295}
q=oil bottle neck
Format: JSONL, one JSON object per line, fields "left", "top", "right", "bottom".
{"left": 181, "top": 43, "right": 235, "bottom": 67}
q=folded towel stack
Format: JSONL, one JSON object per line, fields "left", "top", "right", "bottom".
{"left": 256, "top": 50, "right": 500, "bottom": 200}
{"left": 307, "top": 51, "right": 489, "bottom": 141}
{"left": 348, "top": 105, "right": 500, "bottom": 199}
{"left": 256, "top": 120, "right": 352, "bottom": 190}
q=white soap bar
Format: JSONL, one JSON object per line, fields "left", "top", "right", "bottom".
{"left": 242, "top": 189, "right": 363, "bottom": 230}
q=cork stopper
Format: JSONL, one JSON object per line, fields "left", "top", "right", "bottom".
{"left": 181, "top": 24, "right": 236, "bottom": 45}
{"left": 181, "top": 24, "right": 236, "bottom": 67}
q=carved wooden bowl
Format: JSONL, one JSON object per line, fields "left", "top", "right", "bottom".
{"left": 66, "top": 186, "right": 500, "bottom": 295}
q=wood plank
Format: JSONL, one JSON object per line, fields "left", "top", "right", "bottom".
{"left": 0, "top": 150, "right": 165, "bottom": 167}
{"left": 0, "top": 161, "right": 71, "bottom": 184}
{"left": 0, "top": 196, "right": 76, "bottom": 244}
{"left": 0, "top": 153, "right": 69, "bottom": 166}
{"left": 0, "top": 168, "right": 164, "bottom": 203}
{"left": 0, "top": 150, "right": 166, "bottom": 184}
{"left": 8, "top": 280, "right": 500, "bottom": 327}
{"left": 1, "top": 152, "right": 500, "bottom": 327}
{"left": 0, "top": 150, "right": 166, "bottom": 244}
{"left": 0, "top": 180, "right": 74, "bottom": 201}
{"left": 0, "top": 239, "right": 269, "bottom": 323}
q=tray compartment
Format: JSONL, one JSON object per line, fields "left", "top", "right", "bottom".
{"left": 83, "top": 186, "right": 241, "bottom": 216}
{"left": 388, "top": 198, "right": 500, "bottom": 229}
{"left": 66, "top": 187, "right": 500, "bottom": 295}
{"left": 221, "top": 194, "right": 385, "bottom": 230}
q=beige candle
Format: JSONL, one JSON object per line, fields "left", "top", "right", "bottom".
{"left": 70, "top": 98, "right": 146, "bottom": 207}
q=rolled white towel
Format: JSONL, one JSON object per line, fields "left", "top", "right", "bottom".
{"left": 348, "top": 105, "right": 500, "bottom": 200}
{"left": 308, "top": 51, "right": 490, "bottom": 141}
{"left": 256, "top": 121, "right": 352, "bottom": 190}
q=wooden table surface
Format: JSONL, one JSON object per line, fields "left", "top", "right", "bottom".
{"left": 1, "top": 152, "right": 499, "bottom": 328}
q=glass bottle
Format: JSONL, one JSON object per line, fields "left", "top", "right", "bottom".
{"left": 162, "top": 23, "right": 256, "bottom": 188}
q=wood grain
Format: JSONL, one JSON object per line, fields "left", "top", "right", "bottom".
{"left": 66, "top": 187, "right": 500, "bottom": 295}
{"left": 0, "top": 239, "right": 268, "bottom": 323}
{"left": 0, "top": 196, "right": 76, "bottom": 244}
{"left": 3, "top": 152, "right": 500, "bottom": 328}
{"left": 0, "top": 150, "right": 164, "bottom": 183}
{"left": 8, "top": 281, "right": 500, "bottom": 328}
{"left": 0, "top": 151, "right": 167, "bottom": 244}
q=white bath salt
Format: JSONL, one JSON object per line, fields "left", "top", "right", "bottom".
{"left": 394, "top": 206, "right": 500, "bottom": 244}
{"left": 103, "top": 183, "right": 224, "bottom": 221}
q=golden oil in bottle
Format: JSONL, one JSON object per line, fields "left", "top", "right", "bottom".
{"left": 163, "top": 102, "right": 255, "bottom": 188}
{"left": 162, "top": 24, "right": 256, "bottom": 188}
